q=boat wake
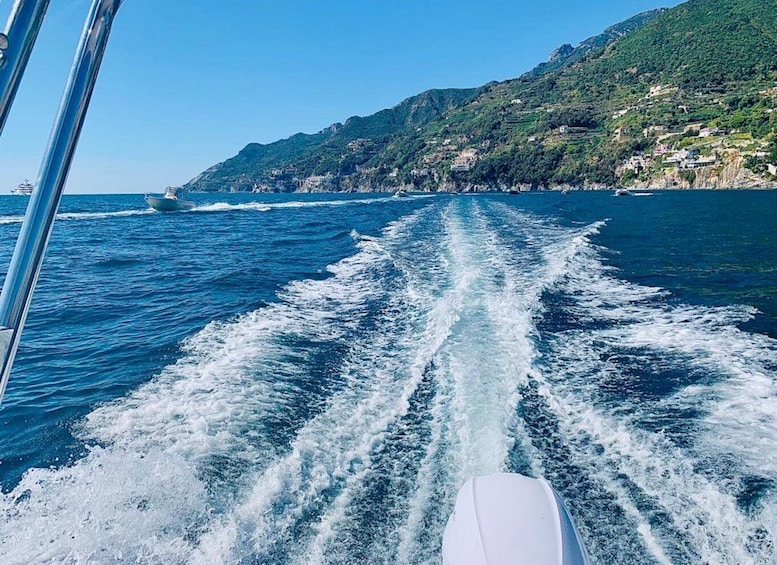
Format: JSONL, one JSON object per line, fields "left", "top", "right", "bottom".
{"left": 0, "top": 198, "right": 775, "bottom": 564}
{"left": 191, "top": 202, "right": 273, "bottom": 213}
{"left": 0, "top": 195, "right": 426, "bottom": 227}
{"left": 0, "top": 209, "right": 156, "bottom": 225}
{"left": 193, "top": 196, "right": 400, "bottom": 215}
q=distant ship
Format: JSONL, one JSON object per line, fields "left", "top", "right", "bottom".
{"left": 10, "top": 179, "right": 34, "bottom": 196}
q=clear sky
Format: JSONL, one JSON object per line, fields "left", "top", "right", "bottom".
{"left": 0, "top": 0, "right": 684, "bottom": 194}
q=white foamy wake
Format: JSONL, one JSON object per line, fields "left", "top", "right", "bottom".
{"left": 58, "top": 209, "right": 157, "bottom": 221}
{"left": 289, "top": 205, "right": 473, "bottom": 565}
{"left": 186, "top": 195, "right": 411, "bottom": 215}
{"left": 193, "top": 206, "right": 460, "bottom": 564}
{"left": 310, "top": 202, "right": 605, "bottom": 564}
{"left": 531, "top": 220, "right": 777, "bottom": 563}
{"left": 560, "top": 230, "right": 777, "bottom": 473}
{"left": 191, "top": 201, "right": 272, "bottom": 213}
{"left": 0, "top": 195, "right": 403, "bottom": 227}
{"left": 0, "top": 208, "right": 156, "bottom": 226}
{"left": 0, "top": 207, "right": 428, "bottom": 563}
{"left": 2, "top": 196, "right": 775, "bottom": 564}
{"left": 286, "top": 201, "right": 646, "bottom": 565}
{"left": 0, "top": 214, "right": 25, "bottom": 225}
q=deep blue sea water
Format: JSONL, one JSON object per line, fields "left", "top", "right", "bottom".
{"left": 0, "top": 190, "right": 775, "bottom": 564}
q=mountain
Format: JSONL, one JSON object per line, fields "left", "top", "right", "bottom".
{"left": 185, "top": 88, "right": 484, "bottom": 193}
{"left": 524, "top": 8, "right": 668, "bottom": 79}
{"left": 185, "top": 0, "right": 777, "bottom": 193}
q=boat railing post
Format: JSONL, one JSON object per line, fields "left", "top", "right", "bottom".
{"left": 0, "top": 0, "right": 52, "bottom": 134}
{"left": 0, "top": 0, "right": 123, "bottom": 404}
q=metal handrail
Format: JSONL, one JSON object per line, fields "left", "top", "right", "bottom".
{"left": 0, "top": 0, "right": 51, "bottom": 134}
{"left": 0, "top": 0, "right": 123, "bottom": 404}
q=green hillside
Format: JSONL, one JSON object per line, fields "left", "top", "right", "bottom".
{"left": 185, "top": 0, "right": 777, "bottom": 193}
{"left": 185, "top": 88, "right": 484, "bottom": 192}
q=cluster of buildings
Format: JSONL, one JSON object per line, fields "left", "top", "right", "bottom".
{"left": 299, "top": 173, "right": 337, "bottom": 192}
{"left": 621, "top": 144, "right": 720, "bottom": 177}
{"left": 619, "top": 116, "right": 777, "bottom": 183}
{"left": 451, "top": 149, "right": 479, "bottom": 172}
{"left": 347, "top": 138, "right": 374, "bottom": 152}
{"left": 664, "top": 149, "right": 718, "bottom": 169}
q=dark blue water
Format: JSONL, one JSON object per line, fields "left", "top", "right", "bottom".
{"left": 0, "top": 191, "right": 775, "bottom": 564}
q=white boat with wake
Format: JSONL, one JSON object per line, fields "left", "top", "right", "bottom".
{"left": 10, "top": 179, "right": 34, "bottom": 195}
{"left": 144, "top": 186, "right": 195, "bottom": 212}
{"left": 616, "top": 188, "right": 654, "bottom": 197}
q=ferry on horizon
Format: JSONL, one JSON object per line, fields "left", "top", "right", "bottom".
{"left": 10, "top": 179, "right": 33, "bottom": 196}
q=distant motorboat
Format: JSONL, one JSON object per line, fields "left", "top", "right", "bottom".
{"left": 144, "top": 186, "right": 194, "bottom": 211}
{"left": 10, "top": 179, "right": 34, "bottom": 196}
{"left": 508, "top": 189, "right": 520, "bottom": 195}
{"left": 614, "top": 188, "right": 633, "bottom": 196}
{"left": 393, "top": 189, "right": 409, "bottom": 198}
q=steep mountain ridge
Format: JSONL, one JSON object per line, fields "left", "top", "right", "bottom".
{"left": 186, "top": 88, "right": 483, "bottom": 193}
{"left": 525, "top": 8, "right": 668, "bottom": 79}
{"left": 186, "top": 0, "right": 777, "bottom": 193}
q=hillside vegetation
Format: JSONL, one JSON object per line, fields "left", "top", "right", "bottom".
{"left": 185, "top": 0, "right": 777, "bottom": 193}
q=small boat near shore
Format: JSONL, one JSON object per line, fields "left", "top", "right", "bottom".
{"left": 393, "top": 189, "right": 409, "bottom": 198}
{"left": 144, "top": 186, "right": 194, "bottom": 211}
{"left": 10, "top": 179, "right": 34, "bottom": 196}
{"left": 616, "top": 188, "right": 654, "bottom": 197}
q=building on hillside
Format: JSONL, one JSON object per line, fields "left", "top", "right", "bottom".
{"left": 347, "top": 139, "right": 372, "bottom": 151}
{"left": 647, "top": 84, "right": 678, "bottom": 98}
{"left": 665, "top": 149, "right": 692, "bottom": 164}
{"left": 621, "top": 155, "right": 652, "bottom": 174}
{"left": 301, "top": 174, "right": 336, "bottom": 191}
{"left": 643, "top": 125, "right": 666, "bottom": 137}
{"left": 451, "top": 149, "right": 479, "bottom": 173}
{"left": 683, "top": 123, "right": 704, "bottom": 134}
{"left": 613, "top": 108, "right": 630, "bottom": 119}
{"left": 699, "top": 127, "right": 720, "bottom": 138}
{"left": 682, "top": 154, "right": 717, "bottom": 169}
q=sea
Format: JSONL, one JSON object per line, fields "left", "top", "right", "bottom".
{"left": 0, "top": 190, "right": 775, "bottom": 564}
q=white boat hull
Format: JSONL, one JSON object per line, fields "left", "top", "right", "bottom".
{"left": 145, "top": 195, "right": 194, "bottom": 212}
{"left": 443, "top": 473, "right": 590, "bottom": 565}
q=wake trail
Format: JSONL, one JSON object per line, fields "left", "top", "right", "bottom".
{"left": 0, "top": 207, "right": 430, "bottom": 564}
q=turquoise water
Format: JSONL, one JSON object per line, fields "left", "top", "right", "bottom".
{"left": 0, "top": 190, "right": 775, "bottom": 563}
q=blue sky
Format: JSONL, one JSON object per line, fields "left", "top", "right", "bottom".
{"left": 0, "top": 0, "right": 683, "bottom": 194}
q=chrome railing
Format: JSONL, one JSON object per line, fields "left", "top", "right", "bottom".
{"left": 0, "top": 0, "right": 123, "bottom": 404}
{"left": 0, "top": 0, "right": 50, "bottom": 133}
